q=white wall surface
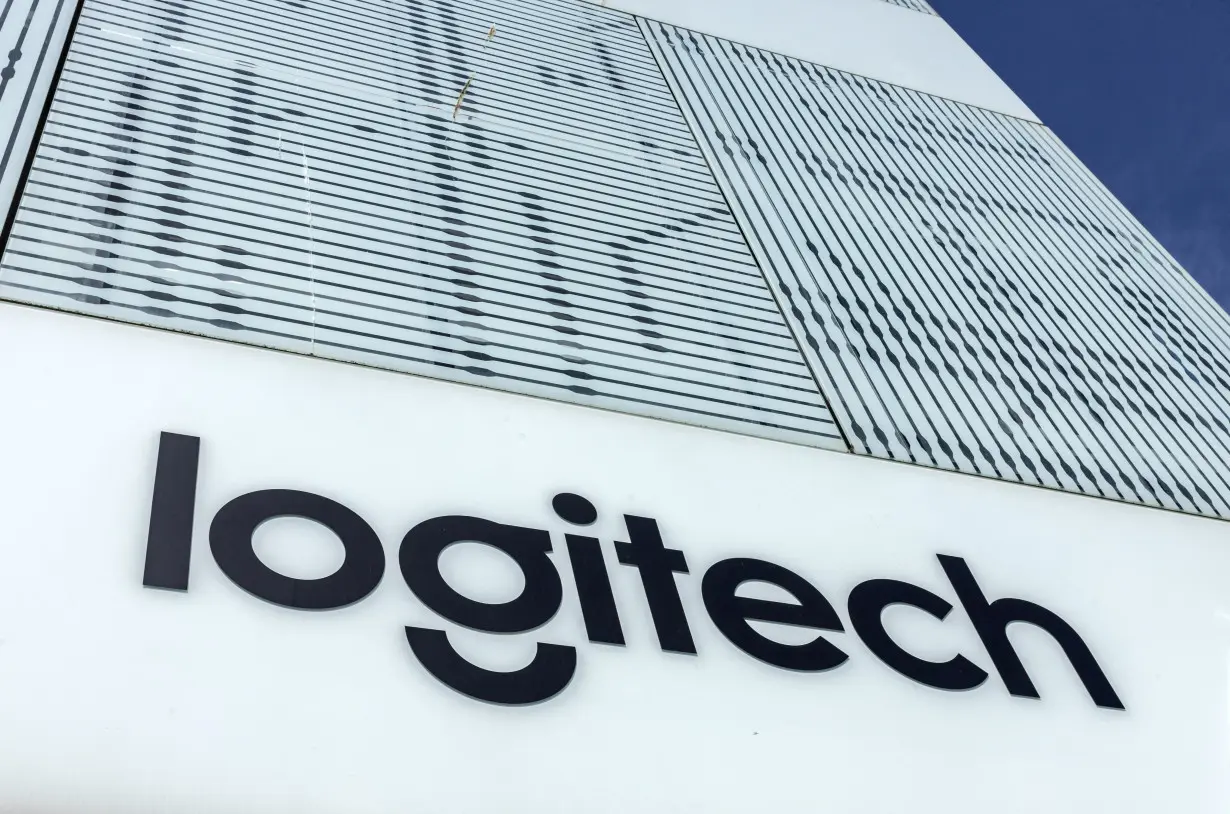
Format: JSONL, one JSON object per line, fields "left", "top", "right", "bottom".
{"left": 0, "top": 302, "right": 1228, "bottom": 813}
{"left": 588, "top": 0, "right": 1039, "bottom": 121}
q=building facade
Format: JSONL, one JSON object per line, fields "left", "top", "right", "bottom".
{"left": 0, "top": 0, "right": 1228, "bottom": 811}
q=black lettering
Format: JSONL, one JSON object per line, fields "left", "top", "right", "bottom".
{"left": 848, "top": 578, "right": 988, "bottom": 691}
{"left": 939, "top": 554, "right": 1124, "bottom": 710}
{"left": 615, "top": 515, "right": 695, "bottom": 654}
{"left": 399, "top": 515, "right": 575, "bottom": 705}
{"left": 553, "top": 493, "right": 623, "bottom": 644}
{"left": 565, "top": 534, "right": 625, "bottom": 645}
{"left": 404, "top": 627, "right": 576, "bottom": 706}
{"left": 143, "top": 431, "right": 201, "bottom": 591}
{"left": 209, "top": 489, "right": 385, "bottom": 610}
{"left": 551, "top": 492, "right": 598, "bottom": 526}
{"left": 702, "top": 558, "right": 847, "bottom": 671}
{"left": 400, "top": 516, "right": 562, "bottom": 632}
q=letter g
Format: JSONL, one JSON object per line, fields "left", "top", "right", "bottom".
{"left": 399, "top": 516, "right": 576, "bottom": 705}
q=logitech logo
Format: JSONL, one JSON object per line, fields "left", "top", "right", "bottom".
{"left": 142, "top": 432, "right": 1124, "bottom": 710}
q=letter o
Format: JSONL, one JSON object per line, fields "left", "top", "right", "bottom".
{"left": 209, "top": 489, "right": 385, "bottom": 610}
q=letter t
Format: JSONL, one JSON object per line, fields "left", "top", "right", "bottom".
{"left": 616, "top": 516, "right": 696, "bottom": 654}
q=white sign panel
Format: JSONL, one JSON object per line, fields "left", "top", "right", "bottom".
{"left": 0, "top": 303, "right": 1227, "bottom": 813}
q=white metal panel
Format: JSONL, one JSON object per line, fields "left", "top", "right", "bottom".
{"left": 1, "top": 301, "right": 1229, "bottom": 813}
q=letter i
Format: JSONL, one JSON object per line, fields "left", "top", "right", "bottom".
{"left": 553, "top": 493, "right": 625, "bottom": 646}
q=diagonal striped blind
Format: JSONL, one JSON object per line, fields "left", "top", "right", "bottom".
{"left": 879, "top": 0, "right": 936, "bottom": 14}
{"left": 644, "top": 20, "right": 1230, "bottom": 518}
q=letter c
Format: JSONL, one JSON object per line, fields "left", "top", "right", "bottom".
{"left": 848, "top": 578, "right": 988, "bottom": 692}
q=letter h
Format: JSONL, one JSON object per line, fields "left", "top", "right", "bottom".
{"left": 939, "top": 555, "right": 1124, "bottom": 710}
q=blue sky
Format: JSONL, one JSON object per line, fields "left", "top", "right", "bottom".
{"left": 929, "top": 0, "right": 1230, "bottom": 308}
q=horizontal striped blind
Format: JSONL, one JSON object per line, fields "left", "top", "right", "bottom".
{"left": 0, "top": 0, "right": 843, "bottom": 449}
{"left": 0, "top": 0, "right": 74, "bottom": 229}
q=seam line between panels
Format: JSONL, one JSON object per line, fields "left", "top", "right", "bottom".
{"left": 635, "top": 13, "right": 855, "bottom": 455}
